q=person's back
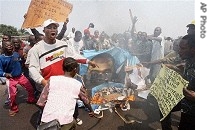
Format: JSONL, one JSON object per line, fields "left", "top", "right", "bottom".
{"left": 37, "top": 57, "right": 94, "bottom": 129}
{"left": 41, "top": 75, "right": 81, "bottom": 125}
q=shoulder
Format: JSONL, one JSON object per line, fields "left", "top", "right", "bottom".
{"left": 33, "top": 40, "right": 44, "bottom": 49}
{"left": 56, "top": 39, "right": 68, "bottom": 46}
{"left": 158, "top": 34, "right": 164, "bottom": 40}
{"left": 13, "top": 52, "right": 20, "bottom": 56}
{"left": 0, "top": 54, "right": 4, "bottom": 58}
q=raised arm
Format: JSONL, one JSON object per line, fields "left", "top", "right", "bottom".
{"left": 56, "top": 18, "right": 69, "bottom": 40}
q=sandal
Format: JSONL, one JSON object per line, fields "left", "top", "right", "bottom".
{"left": 9, "top": 110, "right": 18, "bottom": 116}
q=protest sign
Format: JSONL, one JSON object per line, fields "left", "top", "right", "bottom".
{"left": 22, "top": 0, "right": 73, "bottom": 28}
{"left": 150, "top": 64, "right": 189, "bottom": 121}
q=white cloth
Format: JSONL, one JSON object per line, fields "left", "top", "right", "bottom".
{"left": 150, "top": 34, "right": 165, "bottom": 79}
{"left": 151, "top": 34, "right": 165, "bottom": 61}
{"left": 67, "top": 32, "right": 75, "bottom": 39}
{"left": 41, "top": 76, "right": 82, "bottom": 125}
{"left": 67, "top": 38, "right": 84, "bottom": 54}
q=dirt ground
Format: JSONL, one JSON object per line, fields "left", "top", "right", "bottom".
{"left": 0, "top": 84, "right": 180, "bottom": 130}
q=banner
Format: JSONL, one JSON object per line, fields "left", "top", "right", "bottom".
{"left": 150, "top": 64, "right": 189, "bottom": 121}
{"left": 22, "top": 0, "right": 73, "bottom": 28}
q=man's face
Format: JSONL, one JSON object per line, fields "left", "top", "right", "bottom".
{"left": 94, "top": 31, "right": 99, "bottom": 37}
{"left": 2, "top": 35, "right": 10, "bottom": 42}
{"left": 87, "top": 56, "right": 114, "bottom": 84}
{"left": 28, "top": 35, "right": 36, "bottom": 45}
{"left": 43, "top": 24, "right": 58, "bottom": 40}
{"left": 154, "top": 27, "right": 161, "bottom": 37}
{"left": 4, "top": 41, "right": 13, "bottom": 53}
{"left": 74, "top": 33, "right": 82, "bottom": 42}
{"left": 178, "top": 39, "right": 193, "bottom": 60}
{"left": 12, "top": 38, "right": 21, "bottom": 50}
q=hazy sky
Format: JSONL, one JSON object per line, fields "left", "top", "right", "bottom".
{"left": 0, "top": 0, "right": 194, "bottom": 38}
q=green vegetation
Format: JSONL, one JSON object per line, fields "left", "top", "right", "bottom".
{"left": 0, "top": 24, "right": 30, "bottom": 36}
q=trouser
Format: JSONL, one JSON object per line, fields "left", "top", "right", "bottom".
{"left": 178, "top": 112, "right": 195, "bottom": 130}
{"left": 22, "top": 67, "right": 38, "bottom": 96}
{"left": 73, "top": 103, "right": 79, "bottom": 119}
{"left": 8, "top": 74, "right": 35, "bottom": 111}
{"left": 40, "top": 119, "right": 76, "bottom": 130}
{"left": 160, "top": 102, "right": 181, "bottom": 130}
{"left": 37, "top": 108, "right": 43, "bottom": 128}
{"left": 61, "top": 119, "right": 76, "bottom": 130}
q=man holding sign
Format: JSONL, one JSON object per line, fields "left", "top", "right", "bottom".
{"left": 165, "top": 34, "right": 195, "bottom": 130}
{"left": 177, "top": 34, "right": 195, "bottom": 130}
{"left": 150, "top": 34, "right": 195, "bottom": 130}
{"left": 22, "top": 0, "right": 73, "bottom": 29}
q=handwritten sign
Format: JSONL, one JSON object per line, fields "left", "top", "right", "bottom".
{"left": 22, "top": 0, "right": 73, "bottom": 29}
{"left": 150, "top": 64, "right": 188, "bottom": 121}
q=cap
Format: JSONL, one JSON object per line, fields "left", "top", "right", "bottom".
{"left": 42, "top": 19, "right": 59, "bottom": 28}
{"left": 186, "top": 20, "right": 195, "bottom": 27}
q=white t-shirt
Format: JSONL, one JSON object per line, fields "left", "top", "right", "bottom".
{"left": 67, "top": 38, "right": 84, "bottom": 54}
{"left": 41, "top": 76, "right": 82, "bottom": 125}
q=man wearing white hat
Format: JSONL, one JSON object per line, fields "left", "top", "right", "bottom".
{"left": 29, "top": 19, "right": 97, "bottom": 126}
{"left": 29, "top": 19, "right": 97, "bottom": 87}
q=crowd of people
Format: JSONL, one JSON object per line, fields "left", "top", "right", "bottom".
{"left": 0, "top": 15, "right": 195, "bottom": 130}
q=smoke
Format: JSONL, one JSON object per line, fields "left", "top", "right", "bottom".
{"left": 67, "top": 1, "right": 194, "bottom": 38}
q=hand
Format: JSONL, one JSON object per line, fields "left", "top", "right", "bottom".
{"left": 23, "top": 53, "right": 27, "bottom": 60}
{"left": 164, "top": 64, "right": 176, "bottom": 70}
{"left": 41, "top": 79, "right": 48, "bottom": 87}
{"left": 125, "top": 66, "right": 133, "bottom": 72}
{"left": 23, "top": 13, "right": 27, "bottom": 19}
{"left": 64, "top": 18, "right": 69, "bottom": 24}
{"left": 183, "top": 88, "right": 195, "bottom": 101}
{"left": 88, "top": 61, "right": 99, "bottom": 68}
{"left": 5, "top": 73, "right": 12, "bottom": 78}
{"left": 89, "top": 23, "right": 94, "bottom": 28}
{"left": 132, "top": 16, "right": 138, "bottom": 24}
{"left": 147, "top": 36, "right": 153, "bottom": 41}
{"left": 165, "top": 64, "right": 183, "bottom": 74}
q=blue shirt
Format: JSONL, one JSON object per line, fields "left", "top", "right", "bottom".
{"left": 0, "top": 52, "right": 22, "bottom": 77}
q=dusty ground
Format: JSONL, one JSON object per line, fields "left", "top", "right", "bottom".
{"left": 0, "top": 84, "right": 180, "bottom": 130}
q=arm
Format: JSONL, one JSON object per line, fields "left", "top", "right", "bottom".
{"left": 0, "top": 60, "right": 5, "bottom": 77}
{"left": 56, "top": 18, "right": 69, "bottom": 40}
{"left": 141, "top": 59, "right": 165, "bottom": 67}
{"left": 36, "top": 81, "right": 50, "bottom": 108}
{"left": 131, "top": 16, "right": 138, "bottom": 38}
{"left": 164, "top": 63, "right": 184, "bottom": 75}
{"left": 79, "top": 86, "right": 94, "bottom": 116}
{"left": 23, "top": 13, "right": 42, "bottom": 38}
{"left": 66, "top": 44, "right": 98, "bottom": 68}
{"left": 28, "top": 45, "right": 45, "bottom": 85}
{"left": 31, "top": 28, "right": 41, "bottom": 38}
{"left": 183, "top": 88, "right": 195, "bottom": 101}
{"left": 147, "top": 36, "right": 162, "bottom": 43}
